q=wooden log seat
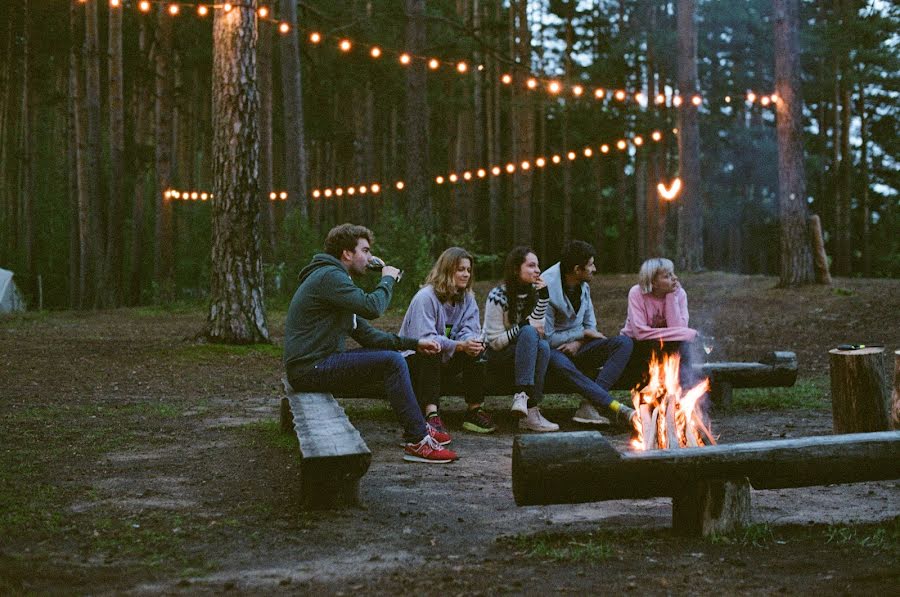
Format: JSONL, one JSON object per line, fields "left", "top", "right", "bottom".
{"left": 280, "top": 389, "right": 372, "bottom": 509}
{"left": 512, "top": 430, "right": 900, "bottom": 536}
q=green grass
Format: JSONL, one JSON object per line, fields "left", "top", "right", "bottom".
{"left": 502, "top": 532, "right": 615, "bottom": 562}
{"left": 729, "top": 377, "right": 830, "bottom": 411}
{"left": 170, "top": 341, "right": 281, "bottom": 362}
{"left": 825, "top": 518, "right": 900, "bottom": 551}
{"left": 709, "top": 522, "right": 776, "bottom": 547}
{"left": 239, "top": 419, "right": 300, "bottom": 451}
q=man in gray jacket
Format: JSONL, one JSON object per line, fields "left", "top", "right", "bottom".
{"left": 543, "top": 240, "right": 634, "bottom": 425}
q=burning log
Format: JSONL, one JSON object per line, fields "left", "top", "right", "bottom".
{"left": 829, "top": 346, "right": 890, "bottom": 433}
{"left": 512, "top": 431, "right": 900, "bottom": 535}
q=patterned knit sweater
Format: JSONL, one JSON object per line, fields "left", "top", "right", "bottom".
{"left": 483, "top": 284, "right": 550, "bottom": 351}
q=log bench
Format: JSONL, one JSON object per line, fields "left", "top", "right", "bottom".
{"left": 334, "top": 351, "right": 798, "bottom": 407}
{"left": 512, "top": 430, "right": 900, "bottom": 536}
{"left": 279, "top": 386, "right": 372, "bottom": 509}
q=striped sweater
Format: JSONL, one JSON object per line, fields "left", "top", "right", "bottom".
{"left": 483, "top": 284, "right": 550, "bottom": 351}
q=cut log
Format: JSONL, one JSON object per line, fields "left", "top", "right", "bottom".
{"left": 281, "top": 392, "right": 372, "bottom": 509}
{"left": 892, "top": 350, "right": 900, "bottom": 430}
{"left": 697, "top": 351, "right": 798, "bottom": 390}
{"left": 829, "top": 346, "right": 890, "bottom": 433}
{"left": 673, "top": 478, "right": 751, "bottom": 537}
{"left": 512, "top": 431, "right": 900, "bottom": 507}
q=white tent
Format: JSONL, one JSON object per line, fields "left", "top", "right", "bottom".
{"left": 0, "top": 268, "right": 25, "bottom": 313}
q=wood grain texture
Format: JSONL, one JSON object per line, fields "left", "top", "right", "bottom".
{"left": 829, "top": 347, "right": 890, "bottom": 433}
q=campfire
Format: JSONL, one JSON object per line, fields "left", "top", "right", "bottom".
{"left": 630, "top": 351, "right": 716, "bottom": 451}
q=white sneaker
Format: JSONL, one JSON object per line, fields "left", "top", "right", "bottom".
{"left": 510, "top": 391, "right": 529, "bottom": 417}
{"left": 572, "top": 401, "right": 610, "bottom": 425}
{"left": 519, "top": 407, "right": 560, "bottom": 432}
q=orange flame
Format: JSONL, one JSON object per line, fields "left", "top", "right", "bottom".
{"left": 630, "top": 350, "right": 714, "bottom": 451}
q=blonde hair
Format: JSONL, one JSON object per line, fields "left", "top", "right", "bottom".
{"left": 424, "top": 247, "right": 474, "bottom": 303}
{"left": 638, "top": 257, "right": 674, "bottom": 294}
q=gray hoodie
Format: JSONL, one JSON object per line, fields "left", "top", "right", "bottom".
{"left": 541, "top": 262, "right": 597, "bottom": 349}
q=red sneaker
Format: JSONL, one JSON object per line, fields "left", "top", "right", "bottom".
{"left": 403, "top": 435, "right": 458, "bottom": 463}
{"left": 426, "top": 421, "right": 452, "bottom": 446}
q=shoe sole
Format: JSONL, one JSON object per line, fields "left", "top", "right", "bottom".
{"left": 510, "top": 407, "right": 528, "bottom": 418}
{"left": 403, "top": 455, "right": 455, "bottom": 463}
{"left": 462, "top": 422, "right": 497, "bottom": 434}
{"left": 517, "top": 425, "right": 560, "bottom": 432}
{"left": 572, "top": 416, "right": 611, "bottom": 425}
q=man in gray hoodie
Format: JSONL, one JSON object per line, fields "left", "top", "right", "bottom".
{"left": 283, "top": 223, "right": 457, "bottom": 464}
{"left": 543, "top": 240, "right": 634, "bottom": 425}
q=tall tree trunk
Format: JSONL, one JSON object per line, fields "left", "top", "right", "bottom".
{"left": 561, "top": 1, "right": 573, "bottom": 244}
{"left": 19, "top": 0, "right": 33, "bottom": 286}
{"left": 102, "top": 0, "right": 125, "bottom": 307}
{"left": 471, "top": 0, "right": 485, "bottom": 238}
{"left": 207, "top": 1, "right": 269, "bottom": 343}
{"left": 71, "top": 1, "right": 90, "bottom": 308}
{"left": 858, "top": 83, "right": 870, "bottom": 277}
{"left": 615, "top": 152, "right": 629, "bottom": 271}
{"left": 258, "top": 19, "right": 276, "bottom": 256}
{"left": 154, "top": 7, "right": 175, "bottom": 301}
{"left": 129, "top": 19, "right": 151, "bottom": 305}
{"left": 675, "top": 0, "right": 703, "bottom": 271}
{"left": 773, "top": 0, "right": 814, "bottom": 286}
{"left": 836, "top": 69, "right": 852, "bottom": 276}
{"left": 279, "top": 0, "right": 309, "bottom": 216}
{"left": 511, "top": 0, "right": 533, "bottom": 245}
{"left": 82, "top": 0, "right": 104, "bottom": 306}
{"left": 66, "top": 12, "right": 81, "bottom": 308}
{"left": 486, "top": 19, "right": 501, "bottom": 257}
{"left": 404, "top": 0, "right": 432, "bottom": 230}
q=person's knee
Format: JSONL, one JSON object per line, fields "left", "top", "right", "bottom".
{"left": 519, "top": 325, "right": 539, "bottom": 341}
{"left": 385, "top": 351, "right": 408, "bottom": 371}
{"left": 537, "top": 339, "right": 551, "bottom": 357}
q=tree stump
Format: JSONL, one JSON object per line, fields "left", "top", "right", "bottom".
{"left": 892, "top": 350, "right": 900, "bottom": 430}
{"left": 829, "top": 347, "right": 890, "bottom": 433}
{"left": 672, "top": 478, "right": 751, "bottom": 537}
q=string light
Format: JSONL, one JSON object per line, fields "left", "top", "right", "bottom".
{"left": 491, "top": 166, "right": 501, "bottom": 176}
{"left": 672, "top": 95, "right": 683, "bottom": 107}
{"left": 477, "top": 168, "right": 486, "bottom": 178}
{"left": 594, "top": 89, "right": 605, "bottom": 100}
{"left": 552, "top": 154, "right": 561, "bottom": 164}
{"left": 109, "top": 0, "right": 120, "bottom": 7}
{"left": 197, "top": 4, "right": 208, "bottom": 16}
{"left": 535, "top": 157, "right": 546, "bottom": 167}
{"left": 279, "top": 22, "right": 290, "bottom": 34}
{"left": 572, "top": 85, "right": 583, "bottom": 97}
{"left": 567, "top": 151, "right": 576, "bottom": 161}
{"left": 463, "top": 171, "right": 472, "bottom": 180}
{"left": 747, "top": 92, "right": 757, "bottom": 103}
{"left": 760, "top": 96, "right": 771, "bottom": 106}
{"left": 520, "top": 160, "right": 530, "bottom": 170}
{"left": 222, "top": 3, "right": 232, "bottom": 12}
{"left": 370, "top": 184, "right": 380, "bottom": 193}
{"left": 449, "top": 173, "right": 458, "bottom": 183}
{"left": 501, "top": 74, "right": 512, "bottom": 85}
{"left": 548, "top": 81, "right": 561, "bottom": 94}
{"left": 168, "top": 4, "right": 179, "bottom": 15}
{"left": 313, "top": 190, "right": 321, "bottom": 198}
{"left": 339, "top": 39, "right": 352, "bottom": 52}
{"left": 583, "top": 147, "right": 593, "bottom": 157}
{"left": 651, "top": 130, "right": 662, "bottom": 142}
{"left": 428, "top": 58, "right": 440, "bottom": 70}
{"left": 691, "top": 95, "right": 702, "bottom": 106}
{"left": 614, "top": 90, "right": 626, "bottom": 101}
{"left": 309, "top": 32, "right": 322, "bottom": 44}
{"left": 655, "top": 93, "right": 666, "bottom": 105}
{"left": 258, "top": 6, "right": 268, "bottom": 18}
{"left": 370, "top": 47, "right": 382, "bottom": 58}
{"left": 456, "top": 61, "right": 468, "bottom": 74}
{"left": 526, "top": 78, "right": 538, "bottom": 90}
{"left": 600, "top": 144, "right": 609, "bottom": 154}
{"left": 616, "top": 140, "right": 627, "bottom": 150}
{"left": 435, "top": 176, "right": 445, "bottom": 184}
{"left": 657, "top": 178, "right": 682, "bottom": 201}
{"left": 633, "top": 135, "right": 644, "bottom": 146}
{"left": 505, "top": 163, "right": 515, "bottom": 173}
{"left": 399, "top": 53, "right": 411, "bottom": 65}
{"left": 139, "top": 1, "right": 150, "bottom": 12}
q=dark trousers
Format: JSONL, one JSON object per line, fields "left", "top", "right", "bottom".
{"left": 287, "top": 348, "right": 428, "bottom": 443}
{"left": 546, "top": 349, "right": 617, "bottom": 410}
{"left": 619, "top": 340, "right": 697, "bottom": 390}
{"left": 405, "top": 352, "right": 485, "bottom": 411}
{"left": 568, "top": 335, "right": 634, "bottom": 390}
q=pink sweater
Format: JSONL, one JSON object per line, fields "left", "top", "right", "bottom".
{"left": 619, "top": 284, "right": 696, "bottom": 342}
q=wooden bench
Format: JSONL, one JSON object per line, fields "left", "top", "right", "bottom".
{"left": 334, "top": 350, "right": 798, "bottom": 407}
{"left": 280, "top": 384, "right": 372, "bottom": 509}
{"left": 513, "top": 430, "right": 900, "bottom": 536}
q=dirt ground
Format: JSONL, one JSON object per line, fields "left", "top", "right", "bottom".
{"left": 1, "top": 272, "right": 898, "bottom": 595}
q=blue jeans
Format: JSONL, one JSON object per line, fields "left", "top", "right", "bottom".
{"left": 486, "top": 325, "right": 550, "bottom": 408}
{"left": 548, "top": 349, "right": 618, "bottom": 410}
{"left": 287, "top": 349, "right": 428, "bottom": 443}
{"left": 570, "top": 335, "right": 634, "bottom": 390}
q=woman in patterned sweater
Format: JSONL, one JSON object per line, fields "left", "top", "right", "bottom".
{"left": 483, "top": 246, "right": 559, "bottom": 432}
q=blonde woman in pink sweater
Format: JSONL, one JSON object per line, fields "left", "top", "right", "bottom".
{"left": 620, "top": 258, "right": 698, "bottom": 388}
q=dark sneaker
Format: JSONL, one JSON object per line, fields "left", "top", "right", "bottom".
{"left": 403, "top": 435, "right": 458, "bottom": 463}
{"left": 462, "top": 407, "right": 497, "bottom": 433}
{"left": 614, "top": 404, "right": 638, "bottom": 429}
{"left": 426, "top": 421, "right": 452, "bottom": 446}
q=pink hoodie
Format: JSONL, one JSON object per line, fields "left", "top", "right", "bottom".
{"left": 619, "top": 284, "right": 696, "bottom": 341}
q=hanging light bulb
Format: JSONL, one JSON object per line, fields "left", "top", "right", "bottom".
{"left": 339, "top": 39, "right": 352, "bottom": 52}
{"left": 614, "top": 90, "right": 626, "bottom": 101}
{"left": 651, "top": 130, "right": 662, "bottom": 142}
{"left": 551, "top": 155, "right": 561, "bottom": 164}
{"left": 594, "top": 88, "right": 605, "bottom": 100}
{"left": 520, "top": 160, "right": 530, "bottom": 170}
{"left": 672, "top": 95, "right": 683, "bottom": 107}
{"left": 463, "top": 171, "right": 473, "bottom": 180}
{"left": 399, "top": 53, "right": 411, "bottom": 65}
{"left": 456, "top": 61, "right": 468, "bottom": 73}
{"left": 168, "top": 4, "right": 180, "bottom": 16}
{"left": 535, "top": 157, "right": 546, "bottom": 168}
{"left": 491, "top": 166, "right": 501, "bottom": 176}
{"left": 657, "top": 178, "right": 682, "bottom": 201}
{"left": 691, "top": 95, "right": 702, "bottom": 106}
{"left": 501, "top": 74, "right": 512, "bottom": 85}
{"left": 526, "top": 78, "right": 538, "bottom": 89}
{"left": 258, "top": 6, "right": 268, "bottom": 18}
{"left": 572, "top": 85, "right": 584, "bottom": 97}
{"left": 197, "top": 4, "right": 208, "bottom": 16}
{"left": 312, "top": 190, "right": 321, "bottom": 198}
{"left": 548, "top": 81, "right": 561, "bottom": 94}
{"left": 279, "top": 22, "right": 290, "bottom": 34}
{"left": 476, "top": 168, "right": 486, "bottom": 178}
{"left": 309, "top": 32, "right": 322, "bottom": 44}
{"left": 395, "top": 181, "right": 405, "bottom": 190}
{"left": 428, "top": 58, "right": 439, "bottom": 70}
{"left": 655, "top": 93, "right": 666, "bottom": 105}
{"left": 600, "top": 144, "right": 610, "bottom": 154}
{"left": 567, "top": 151, "right": 576, "bottom": 161}
{"left": 370, "top": 46, "right": 382, "bottom": 58}
{"left": 139, "top": 1, "right": 151, "bottom": 12}
{"left": 435, "top": 176, "right": 445, "bottom": 184}
{"left": 222, "top": 3, "right": 232, "bottom": 13}
{"left": 633, "top": 136, "right": 644, "bottom": 146}
{"left": 505, "top": 163, "right": 515, "bottom": 173}
{"left": 616, "top": 140, "right": 627, "bottom": 150}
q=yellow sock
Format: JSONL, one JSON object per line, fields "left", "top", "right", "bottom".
{"left": 609, "top": 400, "right": 623, "bottom": 413}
